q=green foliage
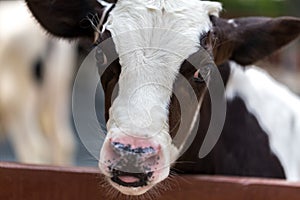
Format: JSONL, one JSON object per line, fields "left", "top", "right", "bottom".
{"left": 219, "top": 0, "right": 288, "bottom": 17}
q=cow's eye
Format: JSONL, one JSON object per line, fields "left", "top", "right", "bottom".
{"left": 200, "top": 31, "right": 216, "bottom": 51}
{"left": 193, "top": 65, "right": 211, "bottom": 83}
{"left": 200, "top": 31, "right": 211, "bottom": 49}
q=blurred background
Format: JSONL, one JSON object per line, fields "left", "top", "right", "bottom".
{"left": 0, "top": 0, "right": 299, "bottom": 167}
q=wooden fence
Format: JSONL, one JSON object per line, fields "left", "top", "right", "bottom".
{"left": 1, "top": 162, "right": 300, "bottom": 200}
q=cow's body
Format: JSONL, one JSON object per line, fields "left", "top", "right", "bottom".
{"left": 227, "top": 62, "right": 300, "bottom": 181}
{"left": 23, "top": 0, "right": 300, "bottom": 196}
{"left": 0, "top": 1, "right": 76, "bottom": 165}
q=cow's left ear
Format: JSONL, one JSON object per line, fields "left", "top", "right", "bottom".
{"left": 26, "top": 0, "right": 105, "bottom": 39}
{"left": 211, "top": 16, "right": 300, "bottom": 65}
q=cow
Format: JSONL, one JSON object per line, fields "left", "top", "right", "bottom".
{"left": 0, "top": 1, "right": 76, "bottom": 165}
{"left": 25, "top": 0, "right": 300, "bottom": 197}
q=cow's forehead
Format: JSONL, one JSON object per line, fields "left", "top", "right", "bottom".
{"left": 105, "top": 0, "right": 222, "bottom": 67}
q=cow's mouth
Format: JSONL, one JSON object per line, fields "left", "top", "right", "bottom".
{"left": 111, "top": 169, "right": 153, "bottom": 187}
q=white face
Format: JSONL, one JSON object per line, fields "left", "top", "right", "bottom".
{"left": 98, "top": 0, "right": 222, "bottom": 196}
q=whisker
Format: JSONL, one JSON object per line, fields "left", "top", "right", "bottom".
{"left": 173, "top": 172, "right": 193, "bottom": 186}
{"left": 86, "top": 12, "right": 101, "bottom": 33}
{"left": 170, "top": 166, "right": 185, "bottom": 173}
{"left": 212, "top": 37, "right": 218, "bottom": 49}
{"left": 172, "top": 160, "right": 196, "bottom": 164}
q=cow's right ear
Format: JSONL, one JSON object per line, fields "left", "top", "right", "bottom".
{"left": 26, "top": 0, "right": 105, "bottom": 39}
{"left": 211, "top": 16, "right": 300, "bottom": 66}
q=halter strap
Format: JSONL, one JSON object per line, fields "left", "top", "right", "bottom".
{"left": 94, "top": 0, "right": 115, "bottom": 43}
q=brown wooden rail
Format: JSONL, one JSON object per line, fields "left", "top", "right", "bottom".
{"left": 1, "top": 162, "right": 300, "bottom": 200}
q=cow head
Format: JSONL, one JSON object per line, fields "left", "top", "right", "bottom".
{"left": 26, "top": 0, "right": 300, "bottom": 196}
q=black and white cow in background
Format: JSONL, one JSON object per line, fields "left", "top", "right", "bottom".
{"left": 25, "top": 0, "right": 300, "bottom": 197}
{"left": 0, "top": 1, "right": 76, "bottom": 165}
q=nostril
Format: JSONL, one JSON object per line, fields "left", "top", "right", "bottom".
{"left": 111, "top": 142, "right": 159, "bottom": 157}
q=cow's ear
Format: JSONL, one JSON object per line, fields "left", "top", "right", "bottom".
{"left": 25, "top": 0, "right": 105, "bottom": 39}
{"left": 211, "top": 16, "right": 300, "bottom": 65}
